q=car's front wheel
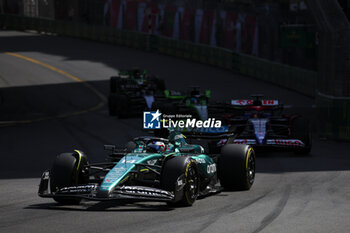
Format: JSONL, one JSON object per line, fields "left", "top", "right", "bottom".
{"left": 161, "top": 156, "right": 199, "bottom": 206}
{"left": 218, "top": 144, "right": 255, "bottom": 191}
{"left": 291, "top": 116, "right": 312, "bottom": 155}
{"left": 50, "top": 151, "right": 89, "bottom": 205}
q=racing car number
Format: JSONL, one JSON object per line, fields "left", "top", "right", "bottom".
{"left": 207, "top": 164, "right": 216, "bottom": 174}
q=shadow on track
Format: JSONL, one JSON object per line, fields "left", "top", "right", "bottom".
{"left": 0, "top": 80, "right": 145, "bottom": 179}
{"left": 0, "top": 80, "right": 107, "bottom": 121}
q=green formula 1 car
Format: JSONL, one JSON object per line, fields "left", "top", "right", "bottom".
{"left": 108, "top": 68, "right": 165, "bottom": 117}
{"left": 38, "top": 131, "right": 255, "bottom": 206}
{"left": 153, "top": 87, "right": 211, "bottom": 121}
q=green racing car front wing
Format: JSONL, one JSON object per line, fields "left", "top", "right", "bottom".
{"left": 38, "top": 170, "right": 175, "bottom": 202}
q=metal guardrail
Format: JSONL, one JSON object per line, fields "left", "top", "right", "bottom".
{"left": 4, "top": 14, "right": 348, "bottom": 140}
{"left": 152, "top": 34, "right": 316, "bottom": 97}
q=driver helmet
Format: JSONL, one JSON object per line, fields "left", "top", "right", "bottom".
{"left": 147, "top": 141, "right": 166, "bottom": 152}
{"left": 166, "top": 143, "right": 175, "bottom": 152}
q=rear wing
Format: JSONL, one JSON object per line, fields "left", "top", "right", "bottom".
{"left": 116, "top": 70, "right": 131, "bottom": 78}
{"left": 163, "top": 89, "right": 211, "bottom": 100}
{"left": 164, "top": 90, "right": 185, "bottom": 99}
{"left": 231, "top": 99, "right": 280, "bottom": 106}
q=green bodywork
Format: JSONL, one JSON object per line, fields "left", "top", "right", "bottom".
{"left": 163, "top": 89, "right": 211, "bottom": 120}
{"left": 100, "top": 153, "right": 162, "bottom": 192}
{"left": 117, "top": 69, "right": 148, "bottom": 84}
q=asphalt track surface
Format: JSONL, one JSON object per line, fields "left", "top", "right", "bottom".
{"left": 0, "top": 30, "right": 350, "bottom": 233}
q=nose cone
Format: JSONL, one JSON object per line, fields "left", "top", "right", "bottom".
{"left": 194, "top": 105, "right": 208, "bottom": 120}
{"left": 96, "top": 189, "right": 110, "bottom": 198}
{"left": 250, "top": 119, "right": 268, "bottom": 145}
{"left": 256, "top": 131, "right": 266, "bottom": 144}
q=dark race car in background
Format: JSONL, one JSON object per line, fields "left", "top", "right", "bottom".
{"left": 38, "top": 131, "right": 255, "bottom": 207}
{"left": 187, "top": 95, "right": 312, "bottom": 155}
{"left": 108, "top": 68, "right": 165, "bottom": 117}
{"left": 153, "top": 87, "right": 212, "bottom": 121}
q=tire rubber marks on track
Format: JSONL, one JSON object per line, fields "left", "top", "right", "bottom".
{"left": 252, "top": 185, "right": 291, "bottom": 233}
{"left": 197, "top": 184, "right": 291, "bottom": 233}
{"left": 0, "top": 52, "right": 107, "bottom": 127}
{"left": 195, "top": 192, "right": 269, "bottom": 233}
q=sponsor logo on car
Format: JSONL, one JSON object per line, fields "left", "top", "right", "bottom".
{"left": 207, "top": 164, "right": 216, "bottom": 174}
{"left": 233, "top": 139, "right": 257, "bottom": 144}
{"left": 267, "top": 139, "right": 304, "bottom": 146}
{"left": 231, "top": 99, "right": 279, "bottom": 106}
{"left": 195, "top": 158, "right": 206, "bottom": 164}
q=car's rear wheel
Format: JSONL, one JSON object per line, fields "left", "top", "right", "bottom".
{"left": 108, "top": 93, "right": 118, "bottom": 116}
{"left": 110, "top": 76, "right": 120, "bottom": 93}
{"left": 161, "top": 156, "right": 199, "bottom": 206}
{"left": 291, "top": 117, "right": 312, "bottom": 155}
{"left": 218, "top": 144, "right": 255, "bottom": 191}
{"left": 108, "top": 94, "right": 130, "bottom": 118}
{"left": 155, "top": 78, "right": 165, "bottom": 91}
{"left": 117, "top": 94, "right": 130, "bottom": 118}
{"left": 50, "top": 151, "right": 89, "bottom": 205}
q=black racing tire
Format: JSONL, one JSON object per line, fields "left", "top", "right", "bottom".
{"left": 108, "top": 93, "right": 118, "bottom": 116}
{"left": 110, "top": 76, "right": 120, "bottom": 93}
{"left": 291, "top": 117, "right": 312, "bottom": 155}
{"left": 155, "top": 78, "right": 165, "bottom": 91}
{"left": 161, "top": 156, "right": 199, "bottom": 206}
{"left": 218, "top": 144, "right": 255, "bottom": 191}
{"left": 50, "top": 151, "right": 89, "bottom": 205}
{"left": 149, "top": 76, "right": 165, "bottom": 91}
{"left": 117, "top": 94, "right": 130, "bottom": 118}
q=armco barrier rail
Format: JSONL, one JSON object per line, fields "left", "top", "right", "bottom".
{"left": 3, "top": 14, "right": 348, "bottom": 140}
{"left": 152, "top": 35, "right": 316, "bottom": 97}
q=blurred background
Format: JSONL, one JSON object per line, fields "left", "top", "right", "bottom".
{"left": 2, "top": 0, "right": 322, "bottom": 69}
